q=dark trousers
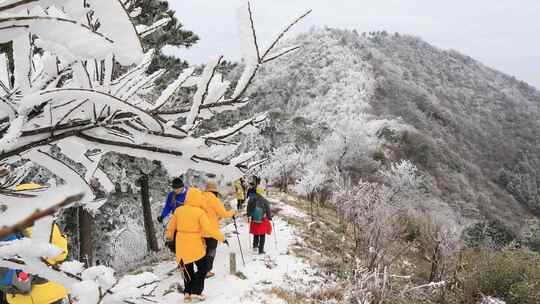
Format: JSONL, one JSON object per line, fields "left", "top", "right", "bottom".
{"left": 253, "top": 234, "right": 266, "bottom": 253}
{"left": 204, "top": 238, "right": 218, "bottom": 271}
{"left": 181, "top": 256, "right": 208, "bottom": 295}
{"left": 237, "top": 199, "right": 245, "bottom": 210}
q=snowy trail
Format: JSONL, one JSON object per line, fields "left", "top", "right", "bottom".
{"left": 151, "top": 198, "right": 313, "bottom": 303}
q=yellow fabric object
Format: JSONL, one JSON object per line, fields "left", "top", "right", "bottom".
{"left": 234, "top": 180, "right": 244, "bottom": 200}
{"left": 201, "top": 192, "right": 234, "bottom": 238}
{"left": 6, "top": 282, "right": 67, "bottom": 304}
{"left": 47, "top": 225, "right": 68, "bottom": 265}
{"left": 7, "top": 225, "right": 68, "bottom": 304}
{"left": 256, "top": 187, "right": 266, "bottom": 195}
{"left": 15, "top": 183, "right": 43, "bottom": 191}
{"left": 23, "top": 225, "right": 68, "bottom": 265}
{"left": 166, "top": 188, "right": 224, "bottom": 264}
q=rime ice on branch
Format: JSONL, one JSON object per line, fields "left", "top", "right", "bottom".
{"left": 0, "top": 0, "right": 310, "bottom": 207}
{"left": 0, "top": 1, "right": 310, "bottom": 303}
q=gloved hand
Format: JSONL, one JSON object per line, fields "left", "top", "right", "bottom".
{"left": 164, "top": 239, "right": 175, "bottom": 252}
{"left": 223, "top": 239, "right": 230, "bottom": 247}
{"left": 157, "top": 216, "right": 163, "bottom": 223}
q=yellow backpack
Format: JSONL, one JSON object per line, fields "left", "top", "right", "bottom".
{"left": 5, "top": 224, "right": 69, "bottom": 304}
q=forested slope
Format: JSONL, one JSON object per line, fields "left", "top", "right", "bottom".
{"left": 246, "top": 28, "right": 540, "bottom": 228}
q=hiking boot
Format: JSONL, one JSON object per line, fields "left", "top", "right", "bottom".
{"left": 206, "top": 271, "right": 215, "bottom": 278}
{"left": 192, "top": 294, "right": 206, "bottom": 302}
{"left": 259, "top": 251, "right": 266, "bottom": 255}
{"left": 252, "top": 247, "right": 258, "bottom": 253}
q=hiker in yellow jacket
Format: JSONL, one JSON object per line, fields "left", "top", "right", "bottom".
{"left": 233, "top": 179, "right": 245, "bottom": 211}
{"left": 201, "top": 181, "right": 236, "bottom": 278}
{"left": 166, "top": 187, "right": 225, "bottom": 303}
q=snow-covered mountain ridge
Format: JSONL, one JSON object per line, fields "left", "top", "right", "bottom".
{"left": 246, "top": 28, "right": 540, "bottom": 228}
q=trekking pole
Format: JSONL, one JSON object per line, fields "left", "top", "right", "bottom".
{"left": 271, "top": 220, "right": 278, "bottom": 250}
{"left": 232, "top": 216, "right": 246, "bottom": 266}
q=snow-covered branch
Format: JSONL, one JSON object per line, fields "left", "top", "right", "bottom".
{"left": 0, "top": 1, "right": 308, "bottom": 300}
{"left": 0, "top": 192, "right": 83, "bottom": 239}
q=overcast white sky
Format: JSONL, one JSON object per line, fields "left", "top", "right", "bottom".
{"left": 168, "top": 0, "right": 540, "bottom": 88}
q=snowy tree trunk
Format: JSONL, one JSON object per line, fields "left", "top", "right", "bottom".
{"left": 139, "top": 174, "right": 159, "bottom": 252}
{"left": 78, "top": 207, "right": 93, "bottom": 266}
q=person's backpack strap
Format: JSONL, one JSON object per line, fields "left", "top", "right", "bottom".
{"left": 178, "top": 187, "right": 188, "bottom": 206}
{"left": 170, "top": 191, "right": 178, "bottom": 208}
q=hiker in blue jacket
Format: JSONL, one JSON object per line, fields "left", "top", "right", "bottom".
{"left": 157, "top": 177, "right": 188, "bottom": 223}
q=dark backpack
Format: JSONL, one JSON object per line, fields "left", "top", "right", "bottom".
{"left": 252, "top": 206, "right": 264, "bottom": 223}
{"left": 0, "top": 234, "right": 32, "bottom": 295}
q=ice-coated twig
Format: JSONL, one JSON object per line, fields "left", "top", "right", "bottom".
{"left": 137, "top": 17, "right": 172, "bottom": 38}
{"left": 0, "top": 16, "right": 114, "bottom": 44}
{"left": 184, "top": 56, "right": 223, "bottom": 131}
{"left": 247, "top": 2, "right": 261, "bottom": 62}
{"left": 260, "top": 9, "right": 312, "bottom": 61}
{"left": 77, "top": 132, "right": 184, "bottom": 156}
{"left": 0, "top": 0, "right": 38, "bottom": 13}
{"left": 52, "top": 99, "right": 89, "bottom": 135}
{"left": 151, "top": 68, "right": 195, "bottom": 112}
{"left": 262, "top": 46, "right": 301, "bottom": 63}
{"left": 0, "top": 192, "right": 83, "bottom": 239}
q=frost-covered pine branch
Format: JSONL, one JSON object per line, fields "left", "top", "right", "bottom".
{"left": 0, "top": 1, "right": 309, "bottom": 303}
{"left": 0, "top": 1, "right": 310, "bottom": 189}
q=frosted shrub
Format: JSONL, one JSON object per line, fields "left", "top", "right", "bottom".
{"left": 379, "top": 160, "right": 423, "bottom": 193}
{"left": 343, "top": 262, "right": 390, "bottom": 304}
{"left": 481, "top": 297, "right": 506, "bottom": 304}
{"left": 261, "top": 144, "right": 307, "bottom": 192}
{"left": 331, "top": 161, "right": 426, "bottom": 270}
{"left": 456, "top": 247, "right": 540, "bottom": 304}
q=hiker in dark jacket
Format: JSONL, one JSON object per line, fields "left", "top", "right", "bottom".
{"left": 157, "top": 177, "right": 188, "bottom": 223}
{"left": 247, "top": 191, "right": 272, "bottom": 254}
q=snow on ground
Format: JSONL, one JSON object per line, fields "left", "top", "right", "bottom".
{"left": 267, "top": 196, "right": 307, "bottom": 220}
{"left": 150, "top": 198, "right": 316, "bottom": 303}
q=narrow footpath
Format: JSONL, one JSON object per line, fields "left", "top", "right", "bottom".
{"left": 150, "top": 197, "right": 317, "bottom": 303}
